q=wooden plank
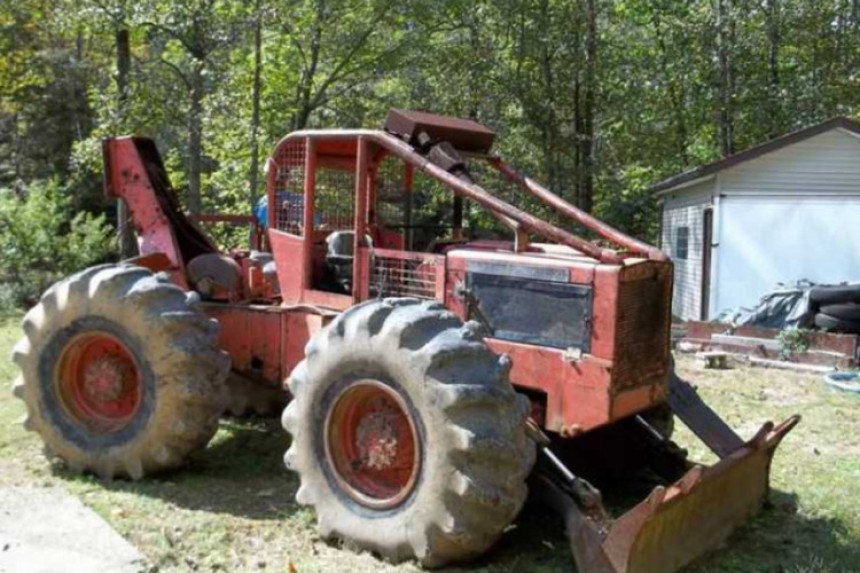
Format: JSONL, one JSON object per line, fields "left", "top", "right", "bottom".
{"left": 711, "top": 334, "right": 781, "bottom": 351}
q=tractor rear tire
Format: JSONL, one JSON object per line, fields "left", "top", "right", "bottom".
{"left": 282, "top": 298, "right": 535, "bottom": 567}
{"left": 11, "top": 264, "right": 230, "bottom": 480}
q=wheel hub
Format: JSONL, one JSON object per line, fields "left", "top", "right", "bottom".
{"left": 83, "top": 355, "right": 129, "bottom": 403}
{"left": 325, "top": 379, "right": 420, "bottom": 509}
{"left": 57, "top": 332, "right": 142, "bottom": 433}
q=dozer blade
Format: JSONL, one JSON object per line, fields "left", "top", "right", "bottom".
{"left": 601, "top": 415, "right": 799, "bottom": 573}
{"left": 535, "top": 415, "right": 800, "bottom": 573}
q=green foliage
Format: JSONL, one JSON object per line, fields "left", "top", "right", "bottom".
{"left": 2, "top": 0, "right": 860, "bottom": 268}
{"left": 594, "top": 164, "right": 662, "bottom": 244}
{"left": 0, "top": 180, "right": 116, "bottom": 310}
{"left": 777, "top": 326, "right": 812, "bottom": 360}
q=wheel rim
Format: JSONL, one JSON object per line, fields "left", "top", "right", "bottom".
{"left": 56, "top": 332, "right": 142, "bottom": 433}
{"left": 324, "top": 379, "right": 420, "bottom": 509}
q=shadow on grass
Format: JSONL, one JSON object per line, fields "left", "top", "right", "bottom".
{"left": 53, "top": 416, "right": 300, "bottom": 521}
{"left": 49, "top": 418, "right": 860, "bottom": 572}
{"left": 686, "top": 488, "right": 860, "bottom": 572}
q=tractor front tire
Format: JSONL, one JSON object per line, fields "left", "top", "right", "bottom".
{"left": 282, "top": 298, "right": 535, "bottom": 567}
{"left": 11, "top": 264, "right": 230, "bottom": 480}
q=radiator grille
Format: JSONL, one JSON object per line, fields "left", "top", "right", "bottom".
{"left": 613, "top": 268, "right": 672, "bottom": 389}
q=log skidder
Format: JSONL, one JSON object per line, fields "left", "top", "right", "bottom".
{"left": 6, "top": 111, "right": 799, "bottom": 572}
{"left": 12, "top": 264, "right": 230, "bottom": 479}
{"left": 282, "top": 299, "right": 536, "bottom": 567}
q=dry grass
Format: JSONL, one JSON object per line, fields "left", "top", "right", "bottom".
{"left": 2, "top": 313, "right": 859, "bottom": 572}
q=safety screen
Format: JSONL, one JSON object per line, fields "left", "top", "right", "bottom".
{"left": 370, "top": 250, "right": 441, "bottom": 300}
{"left": 467, "top": 273, "right": 592, "bottom": 350}
{"left": 273, "top": 140, "right": 306, "bottom": 234}
{"left": 375, "top": 154, "right": 406, "bottom": 229}
{"left": 314, "top": 167, "right": 354, "bottom": 231}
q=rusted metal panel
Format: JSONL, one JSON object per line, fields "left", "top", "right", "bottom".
{"left": 302, "top": 138, "right": 317, "bottom": 290}
{"left": 302, "top": 290, "right": 353, "bottom": 310}
{"left": 383, "top": 108, "right": 495, "bottom": 153}
{"left": 283, "top": 311, "right": 326, "bottom": 381}
{"left": 101, "top": 138, "right": 188, "bottom": 288}
{"left": 352, "top": 137, "right": 370, "bottom": 301}
{"left": 434, "top": 256, "right": 446, "bottom": 301}
{"left": 269, "top": 229, "right": 304, "bottom": 304}
{"left": 485, "top": 338, "right": 613, "bottom": 433}
{"left": 591, "top": 266, "right": 621, "bottom": 362}
{"left": 202, "top": 304, "right": 283, "bottom": 387}
{"left": 466, "top": 259, "right": 569, "bottom": 282}
{"left": 610, "top": 379, "right": 666, "bottom": 421}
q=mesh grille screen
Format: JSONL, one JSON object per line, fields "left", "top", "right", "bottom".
{"left": 273, "top": 141, "right": 306, "bottom": 234}
{"left": 370, "top": 254, "right": 439, "bottom": 299}
{"left": 613, "top": 270, "right": 672, "bottom": 389}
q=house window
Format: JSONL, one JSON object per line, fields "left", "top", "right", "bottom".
{"left": 675, "top": 226, "right": 689, "bottom": 260}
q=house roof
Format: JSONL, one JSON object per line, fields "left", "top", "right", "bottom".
{"left": 651, "top": 116, "right": 860, "bottom": 195}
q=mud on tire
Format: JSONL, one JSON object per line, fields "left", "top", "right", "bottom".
{"left": 11, "top": 264, "right": 230, "bottom": 479}
{"left": 282, "top": 298, "right": 536, "bottom": 567}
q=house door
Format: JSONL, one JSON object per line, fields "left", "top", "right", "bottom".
{"left": 700, "top": 207, "right": 713, "bottom": 320}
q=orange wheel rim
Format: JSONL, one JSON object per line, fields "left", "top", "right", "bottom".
{"left": 324, "top": 379, "right": 420, "bottom": 509}
{"left": 56, "top": 332, "right": 142, "bottom": 433}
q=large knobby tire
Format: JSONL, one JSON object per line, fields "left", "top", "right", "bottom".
{"left": 818, "top": 303, "right": 860, "bottom": 322}
{"left": 11, "top": 264, "right": 230, "bottom": 480}
{"left": 282, "top": 298, "right": 535, "bottom": 567}
{"left": 809, "top": 284, "right": 860, "bottom": 306}
{"left": 814, "top": 312, "right": 860, "bottom": 334}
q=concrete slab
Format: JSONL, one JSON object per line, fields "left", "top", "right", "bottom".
{"left": 0, "top": 487, "right": 145, "bottom": 573}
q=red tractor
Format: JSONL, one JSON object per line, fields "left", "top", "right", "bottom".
{"left": 12, "top": 110, "right": 798, "bottom": 572}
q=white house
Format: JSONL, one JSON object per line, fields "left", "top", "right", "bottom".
{"left": 653, "top": 117, "right": 860, "bottom": 321}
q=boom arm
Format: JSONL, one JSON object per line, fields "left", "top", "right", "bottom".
{"left": 101, "top": 137, "right": 217, "bottom": 285}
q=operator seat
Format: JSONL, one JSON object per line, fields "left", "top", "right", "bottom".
{"left": 325, "top": 231, "right": 372, "bottom": 293}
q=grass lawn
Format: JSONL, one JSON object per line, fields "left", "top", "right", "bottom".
{"left": 1, "top": 312, "right": 859, "bottom": 572}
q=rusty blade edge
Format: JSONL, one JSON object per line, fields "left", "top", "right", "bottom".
{"left": 599, "top": 415, "right": 800, "bottom": 573}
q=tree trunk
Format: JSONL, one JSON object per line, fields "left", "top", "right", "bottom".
{"left": 539, "top": 0, "right": 557, "bottom": 193}
{"left": 716, "top": 0, "right": 735, "bottom": 157}
{"left": 652, "top": 10, "right": 688, "bottom": 164}
{"left": 187, "top": 60, "right": 204, "bottom": 214}
{"left": 115, "top": 26, "right": 137, "bottom": 258}
{"left": 248, "top": 0, "right": 263, "bottom": 218}
{"left": 765, "top": 0, "right": 781, "bottom": 136}
{"left": 579, "top": 0, "right": 596, "bottom": 213}
{"left": 291, "top": 0, "right": 323, "bottom": 131}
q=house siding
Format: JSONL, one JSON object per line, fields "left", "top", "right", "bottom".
{"left": 660, "top": 181, "right": 713, "bottom": 320}
{"left": 719, "top": 129, "right": 860, "bottom": 196}
{"left": 712, "top": 129, "right": 860, "bottom": 314}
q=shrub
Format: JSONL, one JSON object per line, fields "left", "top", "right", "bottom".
{"left": 0, "top": 179, "right": 116, "bottom": 310}
{"left": 777, "top": 326, "right": 811, "bottom": 361}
